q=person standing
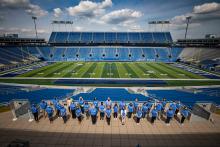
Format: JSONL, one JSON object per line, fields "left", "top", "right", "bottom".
{"left": 70, "top": 101, "right": 76, "bottom": 119}
{"left": 40, "top": 100, "right": 47, "bottom": 118}
{"left": 60, "top": 107, "right": 67, "bottom": 123}
{"left": 99, "top": 102, "right": 105, "bottom": 120}
{"left": 133, "top": 98, "right": 139, "bottom": 114}
{"left": 45, "top": 105, "right": 54, "bottom": 123}
{"left": 93, "top": 97, "right": 99, "bottom": 110}
{"left": 175, "top": 101, "right": 182, "bottom": 115}
{"left": 75, "top": 106, "right": 82, "bottom": 124}
{"left": 166, "top": 107, "right": 174, "bottom": 125}
{"left": 127, "top": 102, "right": 134, "bottom": 118}
{"left": 66, "top": 98, "right": 72, "bottom": 112}
{"left": 105, "top": 106, "right": 112, "bottom": 125}
{"left": 151, "top": 107, "right": 158, "bottom": 124}
{"left": 136, "top": 107, "right": 142, "bottom": 125}
{"left": 31, "top": 104, "right": 39, "bottom": 122}
{"left": 90, "top": 105, "right": 98, "bottom": 125}
{"left": 105, "top": 97, "right": 112, "bottom": 108}
{"left": 141, "top": 103, "right": 148, "bottom": 119}
{"left": 119, "top": 101, "right": 126, "bottom": 111}
{"left": 121, "top": 107, "right": 127, "bottom": 125}
{"left": 84, "top": 102, "right": 90, "bottom": 119}
{"left": 180, "top": 107, "right": 189, "bottom": 125}
{"left": 156, "top": 103, "right": 163, "bottom": 120}
{"left": 79, "top": 97, "right": 85, "bottom": 114}
{"left": 113, "top": 103, "right": 118, "bottom": 120}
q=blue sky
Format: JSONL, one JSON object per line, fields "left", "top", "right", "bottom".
{"left": 0, "top": 0, "right": 220, "bottom": 40}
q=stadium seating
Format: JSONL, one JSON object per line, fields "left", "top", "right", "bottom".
{"left": 33, "top": 47, "right": 180, "bottom": 62}
{"left": 49, "top": 32, "right": 173, "bottom": 44}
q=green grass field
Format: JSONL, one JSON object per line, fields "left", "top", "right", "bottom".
{"left": 18, "top": 62, "right": 205, "bottom": 79}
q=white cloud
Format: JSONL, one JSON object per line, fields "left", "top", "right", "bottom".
{"left": 72, "top": 26, "right": 84, "bottom": 31}
{"left": 53, "top": 8, "right": 62, "bottom": 18}
{"left": 25, "top": 4, "right": 48, "bottom": 17}
{"left": 171, "top": 2, "right": 220, "bottom": 28}
{"left": 66, "top": 0, "right": 112, "bottom": 18}
{"left": 193, "top": 2, "right": 220, "bottom": 14}
{"left": 0, "top": 0, "right": 48, "bottom": 17}
{"left": 101, "top": 9, "right": 142, "bottom": 24}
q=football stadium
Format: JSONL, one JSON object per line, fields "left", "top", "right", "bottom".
{"left": 0, "top": 0, "right": 220, "bottom": 147}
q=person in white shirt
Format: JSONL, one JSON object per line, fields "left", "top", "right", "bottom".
{"left": 121, "top": 107, "right": 127, "bottom": 125}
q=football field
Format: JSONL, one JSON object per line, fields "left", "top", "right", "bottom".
{"left": 18, "top": 62, "right": 205, "bottom": 79}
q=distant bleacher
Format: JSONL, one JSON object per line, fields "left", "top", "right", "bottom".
{"left": 49, "top": 32, "right": 173, "bottom": 45}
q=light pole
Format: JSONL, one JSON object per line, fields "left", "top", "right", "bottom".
{"left": 32, "top": 16, "right": 38, "bottom": 38}
{"left": 184, "top": 16, "right": 192, "bottom": 39}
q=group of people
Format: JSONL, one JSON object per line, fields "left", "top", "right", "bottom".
{"left": 31, "top": 97, "right": 189, "bottom": 126}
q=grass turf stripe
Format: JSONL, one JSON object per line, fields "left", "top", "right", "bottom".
{"left": 123, "top": 62, "right": 139, "bottom": 78}
{"left": 82, "top": 63, "right": 97, "bottom": 78}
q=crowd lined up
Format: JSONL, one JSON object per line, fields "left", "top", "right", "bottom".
{"left": 31, "top": 97, "right": 190, "bottom": 126}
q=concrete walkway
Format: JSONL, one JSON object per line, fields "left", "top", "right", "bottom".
{"left": 0, "top": 111, "right": 220, "bottom": 147}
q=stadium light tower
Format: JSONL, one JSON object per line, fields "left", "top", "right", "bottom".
{"left": 32, "top": 16, "right": 38, "bottom": 38}
{"left": 184, "top": 16, "right": 192, "bottom": 39}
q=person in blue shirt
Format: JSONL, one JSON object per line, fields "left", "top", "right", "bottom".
{"left": 60, "top": 107, "right": 67, "bottom": 123}
{"left": 119, "top": 101, "right": 126, "bottom": 111}
{"left": 55, "top": 102, "right": 62, "bottom": 118}
{"left": 170, "top": 103, "right": 177, "bottom": 116}
{"left": 141, "top": 103, "right": 148, "bottom": 119}
{"left": 79, "top": 97, "right": 85, "bottom": 114}
{"left": 46, "top": 105, "right": 54, "bottom": 123}
{"left": 133, "top": 98, "right": 139, "bottom": 114}
{"left": 75, "top": 106, "right": 82, "bottom": 124}
{"left": 93, "top": 97, "right": 99, "bottom": 110}
{"left": 156, "top": 103, "right": 163, "bottom": 120}
{"left": 31, "top": 104, "right": 39, "bottom": 122}
{"left": 162, "top": 98, "right": 167, "bottom": 111}
{"left": 105, "top": 97, "right": 112, "bottom": 108}
{"left": 99, "top": 102, "right": 105, "bottom": 120}
{"left": 113, "top": 103, "right": 118, "bottom": 120}
{"left": 90, "top": 105, "right": 98, "bottom": 124}
{"left": 84, "top": 102, "right": 90, "bottom": 119}
{"left": 105, "top": 106, "right": 112, "bottom": 125}
{"left": 127, "top": 102, "right": 134, "bottom": 118}
{"left": 70, "top": 101, "right": 76, "bottom": 119}
{"left": 175, "top": 101, "right": 181, "bottom": 115}
{"left": 166, "top": 107, "right": 174, "bottom": 125}
{"left": 136, "top": 107, "right": 142, "bottom": 124}
{"left": 151, "top": 107, "right": 158, "bottom": 124}
{"left": 181, "top": 107, "right": 189, "bottom": 124}
{"left": 40, "top": 100, "right": 47, "bottom": 118}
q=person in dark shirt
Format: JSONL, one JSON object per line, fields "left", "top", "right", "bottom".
{"left": 105, "top": 106, "right": 112, "bottom": 125}
{"left": 31, "top": 104, "right": 39, "bottom": 122}
{"left": 113, "top": 103, "right": 118, "bottom": 120}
